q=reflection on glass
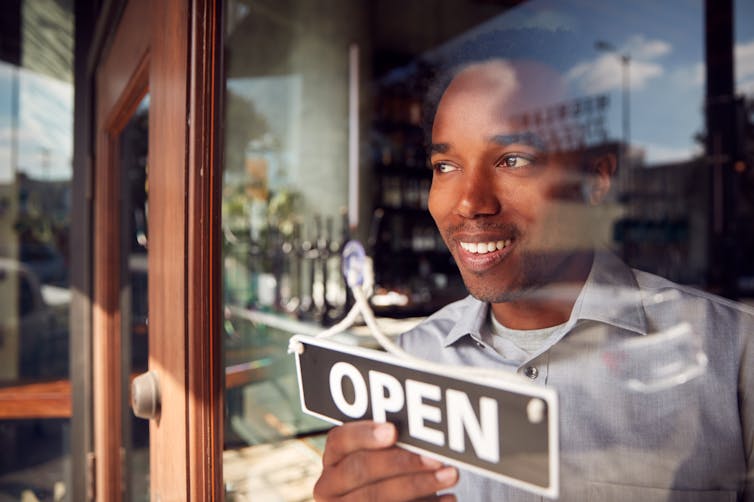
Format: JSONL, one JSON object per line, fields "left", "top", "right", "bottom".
{"left": 222, "top": 0, "right": 754, "bottom": 500}
{"left": 120, "top": 95, "right": 150, "bottom": 502}
{"left": 0, "top": 0, "right": 73, "bottom": 499}
{"left": 222, "top": 1, "right": 363, "bottom": 498}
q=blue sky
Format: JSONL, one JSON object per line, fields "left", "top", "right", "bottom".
{"left": 496, "top": 0, "right": 754, "bottom": 164}
{"left": 448, "top": 0, "right": 754, "bottom": 164}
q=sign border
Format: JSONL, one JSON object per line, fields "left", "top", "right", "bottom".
{"left": 291, "top": 334, "right": 559, "bottom": 499}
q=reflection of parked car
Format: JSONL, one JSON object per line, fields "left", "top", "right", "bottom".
{"left": 0, "top": 258, "right": 70, "bottom": 382}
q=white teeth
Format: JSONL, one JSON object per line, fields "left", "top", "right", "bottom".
{"left": 460, "top": 240, "right": 512, "bottom": 254}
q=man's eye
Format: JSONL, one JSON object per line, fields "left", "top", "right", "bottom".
{"left": 498, "top": 153, "right": 534, "bottom": 169}
{"left": 433, "top": 162, "right": 458, "bottom": 174}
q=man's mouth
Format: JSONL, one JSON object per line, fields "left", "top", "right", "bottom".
{"left": 459, "top": 239, "right": 512, "bottom": 255}
{"left": 452, "top": 236, "right": 516, "bottom": 273}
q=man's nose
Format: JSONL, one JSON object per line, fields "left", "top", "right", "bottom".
{"left": 455, "top": 168, "right": 502, "bottom": 218}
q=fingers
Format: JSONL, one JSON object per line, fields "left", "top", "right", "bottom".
{"left": 315, "top": 459, "right": 458, "bottom": 502}
{"left": 322, "top": 421, "right": 398, "bottom": 467}
{"left": 318, "top": 445, "right": 446, "bottom": 495}
{"left": 339, "top": 466, "right": 458, "bottom": 502}
{"left": 315, "top": 421, "right": 459, "bottom": 502}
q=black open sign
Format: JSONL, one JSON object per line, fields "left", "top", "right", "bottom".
{"left": 291, "top": 335, "right": 559, "bottom": 498}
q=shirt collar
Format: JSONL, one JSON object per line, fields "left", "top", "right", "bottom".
{"left": 575, "top": 250, "right": 648, "bottom": 336}
{"left": 443, "top": 296, "right": 489, "bottom": 347}
{"left": 442, "top": 250, "right": 649, "bottom": 347}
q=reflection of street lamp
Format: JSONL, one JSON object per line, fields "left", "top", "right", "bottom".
{"left": 595, "top": 40, "right": 631, "bottom": 168}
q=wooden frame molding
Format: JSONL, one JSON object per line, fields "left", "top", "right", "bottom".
{"left": 93, "top": 0, "right": 150, "bottom": 500}
{"left": 148, "top": 0, "right": 190, "bottom": 498}
{"left": 186, "top": 0, "right": 224, "bottom": 500}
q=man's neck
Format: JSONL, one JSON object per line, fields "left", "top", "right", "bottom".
{"left": 490, "top": 251, "right": 593, "bottom": 330}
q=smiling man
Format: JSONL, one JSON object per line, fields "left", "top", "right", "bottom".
{"left": 426, "top": 59, "right": 611, "bottom": 331}
{"left": 313, "top": 33, "right": 754, "bottom": 502}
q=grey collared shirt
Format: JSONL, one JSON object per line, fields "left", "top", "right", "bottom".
{"left": 399, "top": 252, "right": 754, "bottom": 501}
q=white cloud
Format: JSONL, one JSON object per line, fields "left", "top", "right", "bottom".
{"left": 624, "top": 34, "right": 671, "bottom": 60}
{"left": 640, "top": 141, "right": 702, "bottom": 165}
{"left": 566, "top": 35, "right": 671, "bottom": 94}
{"left": 736, "top": 39, "right": 754, "bottom": 82}
{"left": 566, "top": 55, "right": 664, "bottom": 93}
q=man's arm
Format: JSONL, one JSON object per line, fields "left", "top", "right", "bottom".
{"left": 314, "top": 421, "right": 459, "bottom": 501}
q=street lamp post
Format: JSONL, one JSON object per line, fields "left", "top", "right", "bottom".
{"left": 595, "top": 40, "right": 632, "bottom": 222}
{"left": 595, "top": 40, "right": 631, "bottom": 169}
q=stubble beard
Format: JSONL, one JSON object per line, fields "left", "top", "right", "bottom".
{"left": 459, "top": 250, "right": 561, "bottom": 304}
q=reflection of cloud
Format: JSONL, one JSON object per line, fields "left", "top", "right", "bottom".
{"left": 669, "top": 62, "right": 704, "bottom": 89}
{"left": 624, "top": 35, "right": 671, "bottom": 60}
{"left": 640, "top": 141, "right": 702, "bottom": 165}
{"left": 567, "top": 55, "right": 663, "bottom": 93}
{"left": 736, "top": 39, "right": 754, "bottom": 83}
{"left": 566, "top": 35, "right": 670, "bottom": 94}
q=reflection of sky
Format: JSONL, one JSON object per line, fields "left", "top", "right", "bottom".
{"left": 0, "top": 61, "right": 73, "bottom": 183}
{"left": 736, "top": 0, "right": 754, "bottom": 94}
{"left": 430, "top": 0, "right": 754, "bottom": 165}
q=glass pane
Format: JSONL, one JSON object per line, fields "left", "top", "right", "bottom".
{"left": 0, "top": 0, "right": 73, "bottom": 499}
{"left": 0, "top": 419, "right": 70, "bottom": 501}
{"left": 120, "top": 95, "right": 150, "bottom": 502}
{"left": 223, "top": 1, "right": 754, "bottom": 500}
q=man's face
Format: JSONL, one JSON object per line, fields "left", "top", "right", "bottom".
{"left": 428, "top": 60, "right": 599, "bottom": 303}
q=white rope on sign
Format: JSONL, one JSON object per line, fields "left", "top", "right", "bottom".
{"left": 288, "top": 241, "right": 535, "bottom": 389}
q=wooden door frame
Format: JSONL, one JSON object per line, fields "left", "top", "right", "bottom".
{"left": 93, "top": 0, "right": 150, "bottom": 498}
{"left": 92, "top": 0, "right": 222, "bottom": 500}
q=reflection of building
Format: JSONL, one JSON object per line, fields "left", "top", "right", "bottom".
{"left": 613, "top": 155, "right": 708, "bottom": 285}
{"left": 731, "top": 96, "right": 754, "bottom": 295}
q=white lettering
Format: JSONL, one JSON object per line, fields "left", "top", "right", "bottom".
{"left": 406, "top": 379, "right": 444, "bottom": 446}
{"left": 330, "top": 362, "right": 368, "bottom": 418}
{"left": 369, "top": 370, "right": 405, "bottom": 422}
{"left": 446, "top": 389, "right": 499, "bottom": 463}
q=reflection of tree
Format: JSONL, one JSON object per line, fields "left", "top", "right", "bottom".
{"left": 224, "top": 91, "right": 271, "bottom": 174}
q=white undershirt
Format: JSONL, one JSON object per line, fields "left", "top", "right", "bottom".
{"left": 487, "top": 311, "right": 565, "bottom": 360}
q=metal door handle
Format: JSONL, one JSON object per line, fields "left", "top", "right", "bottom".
{"left": 131, "top": 371, "right": 161, "bottom": 420}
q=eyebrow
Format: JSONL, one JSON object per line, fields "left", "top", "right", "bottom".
{"left": 429, "top": 131, "right": 548, "bottom": 156}
{"left": 490, "top": 132, "right": 548, "bottom": 151}
{"left": 428, "top": 143, "right": 449, "bottom": 155}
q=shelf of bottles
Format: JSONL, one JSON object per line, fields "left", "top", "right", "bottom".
{"left": 223, "top": 205, "right": 353, "bottom": 333}
{"left": 369, "top": 79, "right": 466, "bottom": 317}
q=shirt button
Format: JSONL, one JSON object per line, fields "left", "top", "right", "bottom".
{"left": 475, "top": 341, "right": 485, "bottom": 349}
{"left": 524, "top": 366, "right": 539, "bottom": 380}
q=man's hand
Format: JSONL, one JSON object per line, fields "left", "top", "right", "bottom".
{"left": 313, "top": 421, "right": 459, "bottom": 501}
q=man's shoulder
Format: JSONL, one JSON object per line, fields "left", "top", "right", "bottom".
{"left": 633, "top": 270, "right": 754, "bottom": 336}
{"left": 632, "top": 267, "right": 754, "bottom": 323}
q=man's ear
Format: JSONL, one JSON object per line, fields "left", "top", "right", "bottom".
{"left": 585, "top": 153, "right": 616, "bottom": 205}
